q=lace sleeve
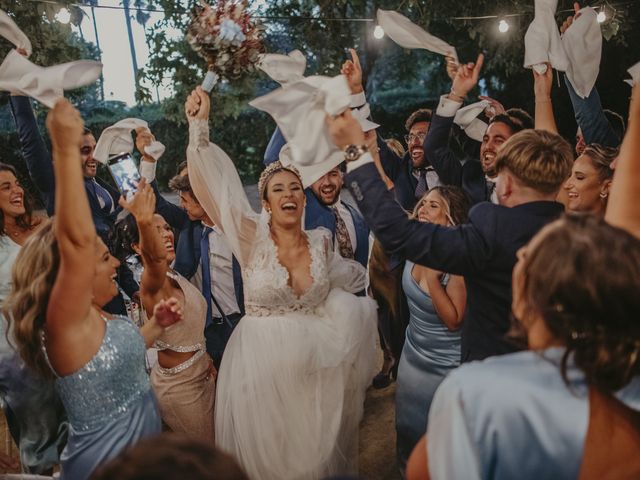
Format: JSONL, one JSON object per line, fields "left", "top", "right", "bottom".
{"left": 187, "top": 119, "right": 259, "bottom": 266}
{"left": 320, "top": 230, "right": 367, "bottom": 293}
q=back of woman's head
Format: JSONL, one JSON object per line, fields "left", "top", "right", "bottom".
{"left": 111, "top": 214, "right": 140, "bottom": 263}
{"left": 521, "top": 214, "right": 640, "bottom": 392}
{"left": 90, "top": 434, "right": 249, "bottom": 480}
{"left": 3, "top": 219, "right": 59, "bottom": 379}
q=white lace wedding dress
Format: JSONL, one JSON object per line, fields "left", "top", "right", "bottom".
{"left": 187, "top": 119, "right": 378, "bottom": 480}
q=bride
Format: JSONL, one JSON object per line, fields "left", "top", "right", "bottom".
{"left": 184, "top": 86, "right": 377, "bottom": 479}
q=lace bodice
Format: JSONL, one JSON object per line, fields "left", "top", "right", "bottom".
{"left": 187, "top": 120, "right": 367, "bottom": 316}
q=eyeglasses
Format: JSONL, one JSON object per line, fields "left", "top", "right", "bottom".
{"left": 404, "top": 132, "right": 427, "bottom": 144}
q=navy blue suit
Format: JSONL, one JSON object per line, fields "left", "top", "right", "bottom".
{"left": 376, "top": 138, "right": 422, "bottom": 212}
{"left": 151, "top": 181, "right": 244, "bottom": 366}
{"left": 347, "top": 161, "right": 564, "bottom": 362}
{"left": 423, "top": 113, "right": 489, "bottom": 205}
{"left": 9, "top": 96, "right": 138, "bottom": 314}
{"left": 264, "top": 127, "right": 370, "bottom": 268}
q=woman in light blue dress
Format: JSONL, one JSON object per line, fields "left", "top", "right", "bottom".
{"left": 3, "top": 101, "right": 181, "bottom": 480}
{"left": 395, "top": 186, "right": 470, "bottom": 469}
{"left": 407, "top": 215, "right": 640, "bottom": 480}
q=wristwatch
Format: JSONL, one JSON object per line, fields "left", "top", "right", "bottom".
{"left": 344, "top": 144, "right": 369, "bottom": 162}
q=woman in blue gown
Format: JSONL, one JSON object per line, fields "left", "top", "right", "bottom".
{"left": 3, "top": 100, "right": 181, "bottom": 480}
{"left": 395, "top": 186, "right": 470, "bottom": 470}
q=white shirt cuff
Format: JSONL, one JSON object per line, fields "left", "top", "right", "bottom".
{"left": 139, "top": 160, "right": 157, "bottom": 182}
{"left": 346, "top": 151, "right": 374, "bottom": 173}
{"left": 437, "top": 94, "right": 463, "bottom": 117}
{"left": 350, "top": 91, "right": 367, "bottom": 108}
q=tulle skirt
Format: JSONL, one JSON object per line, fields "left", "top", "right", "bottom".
{"left": 214, "top": 288, "right": 377, "bottom": 480}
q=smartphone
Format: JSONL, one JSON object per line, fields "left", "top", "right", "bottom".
{"left": 108, "top": 152, "right": 141, "bottom": 198}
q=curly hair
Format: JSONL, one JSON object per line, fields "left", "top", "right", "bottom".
{"left": 111, "top": 214, "right": 140, "bottom": 263}
{"left": 3, "top": 219, "right": 59, "bottom": 379}
{"left": 519, "top": 214, "right": 640, "bottom": 393}
{"left": 0, "top": 163, "right": 35, "bottom": 237}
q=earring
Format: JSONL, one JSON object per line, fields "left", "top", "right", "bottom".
{"left": 599, "top": 192, "right": 608, "bottom": 199}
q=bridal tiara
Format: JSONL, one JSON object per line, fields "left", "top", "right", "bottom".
{"left": 258, "top": 161, "right": 303, "bottom": 199}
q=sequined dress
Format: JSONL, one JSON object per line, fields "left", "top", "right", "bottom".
{"left": 187, "top": 119, "right": 378, "bottom": 479}
{"left": 43, "top": 315, "right": 161, "bottom": 480}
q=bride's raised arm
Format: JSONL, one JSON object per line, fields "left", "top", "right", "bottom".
{"left": 185, "top": 87, "right": 259, "bottom": 266}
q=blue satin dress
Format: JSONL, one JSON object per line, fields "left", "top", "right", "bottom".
{"left": 44, "top": 316, "right": 161, "bottom": 480}
{"left": 395, "top": 262, "right": 461, "bottom": 467}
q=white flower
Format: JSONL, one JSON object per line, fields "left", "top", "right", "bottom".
{"left": 219, "top": 18, "right": 246, "bottom": 47}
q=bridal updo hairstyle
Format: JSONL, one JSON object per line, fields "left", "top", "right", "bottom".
{"left": 517, "top": 214, "right": 640, "bottom": 393}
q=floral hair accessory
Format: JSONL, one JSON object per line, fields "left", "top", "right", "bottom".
{"left": 187, "top": 0, "right": 264, "bottom": 92}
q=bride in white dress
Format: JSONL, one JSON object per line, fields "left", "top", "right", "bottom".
{"left": 184, "top": 87, "right": 377, "bottom": 479}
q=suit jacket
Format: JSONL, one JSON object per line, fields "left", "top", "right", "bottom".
{"left": 347, "top": 162, "right": 564, "bottom": 362}
{"left": 423, "top": 112, "right": 488, "bottom": 205}
{"left": 376, "top": 137, "right": 421, "bottom": 212}
{"left": 9, "top": 96, "right": 139, "bottom": 305}
{"left": 151, "top": 181, "right": 244, "bottom": 314}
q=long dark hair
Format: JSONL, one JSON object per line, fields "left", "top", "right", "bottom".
{"left": 520, "top": 214, "right": 640, "bottom": 393}
{"left": 0, "top": 163, "right": 34, "bottom": 236}
{"left": 111, "top": 214, "right": 140, "bottom": 263}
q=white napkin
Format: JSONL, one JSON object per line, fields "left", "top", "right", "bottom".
{"left": 0, "top": 10, "right": 32, "bottom": 56}
{"left": 625, "top": 62, "right": 640, "bottom": 87}
{"left": 524, "top": 0, "right": 569, "bottom": 74}
{"left": 250, "top": 75, "right": 351, "bottom": 168}
{"left": 94, "top": 118, "right": 165, "bottom": 164}
{"left": 352, "top": 103, "right": 380, "bottom": 133}
{"left": 0, "top": 49, "right": 102, "bottom": 108}
{"left": 258, "top": 50, "right": 307, "bottom": 85}
{"left": 453, "top": 100, "right": 490, "bottom": 142}
{"left": 377, "top": 9, "right": 458, "bottom": 63}
{"left": 562, "top": 7, "right": 601, "bottom": 99}
{"left": 278, "top": 143, "right": 344, "bottom": 188}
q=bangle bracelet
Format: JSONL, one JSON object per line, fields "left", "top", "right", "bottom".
{"left": 449, "top": 89, "right": 466, "bottom": 101}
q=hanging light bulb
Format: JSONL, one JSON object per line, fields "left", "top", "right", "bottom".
{"left": 597, "top": 9, "right": 607, "bottom": 23}
{"left": 373, "top": 25, "right": 385, "bottom": 40}
{"left": 56, "top": 7, "right": 71, "bottom": 24}
{"left": 498, "top": 19, "right": 510, "bottom": 33}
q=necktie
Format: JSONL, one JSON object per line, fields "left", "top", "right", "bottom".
{"left": 414, "top": 169, "right": 428, "bottom": 200}
{"left": 200, "top": 226, "right": 213, "bottom": 327}
{"left": 332, "top": 205, "right": 354, "bottom": 259}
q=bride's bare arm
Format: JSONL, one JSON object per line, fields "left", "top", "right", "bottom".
{"left": 185, "top": 87, "right": 258, "bottom": 266}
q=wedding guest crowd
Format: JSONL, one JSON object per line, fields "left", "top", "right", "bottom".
{"left": 1, "top": 3, "right": 639, "bottom": 480}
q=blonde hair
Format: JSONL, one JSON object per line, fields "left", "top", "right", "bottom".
{"left": 3, "top": 220, "right": 59, "bottom": 379}
{"left": 494, "top": 130, "right": 573, "bottom": 195}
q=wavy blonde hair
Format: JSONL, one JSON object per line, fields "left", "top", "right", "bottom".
{"left": 3, "top": 219, "right": 59, "bottom": 379}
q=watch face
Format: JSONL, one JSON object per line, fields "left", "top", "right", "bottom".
{"left": 345, "top": 145, "right": 359, "bottom": 161}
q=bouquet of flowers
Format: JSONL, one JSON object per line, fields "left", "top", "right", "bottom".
{"left": 187, "top": 0, "right": 264, "bottom": 92}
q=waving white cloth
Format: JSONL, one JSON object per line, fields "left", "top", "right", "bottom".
{"left": 0, "top": 49, "right": 102, "bottom": 108}
{"left": 250, "top": 75, "right": 351, "bottom": 168}
{"left": 453, "top": 100, "right": 490, "bottom": 142}
{"left": 377, "top": 9, "right": 457, "bottom": 63}
{"left": 352, "top": 103, "right": 380, "bottom": 133}
{"left": 524, "top": 0, "right": 569, "bottom": 74}
{"left": 625, "top": 62, "right": 640, "bottom": 87}
{"left": 94, "top": 118, "right": 166, "bottom": 164}
{"left": 278, "top": 143, "right": 343, "bottom": 188}
{"left": 0, "top": 10, "right": 32, "bottom": 56}
{"left": 561, "top": 7, "right": 601, "bottom": 99}
{"left": 258, "top": 50, "right": 307, "bottom": 85}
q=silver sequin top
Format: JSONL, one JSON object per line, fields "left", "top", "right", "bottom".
{"left": 42, "top": 316, "right": 151, "bottom": 432}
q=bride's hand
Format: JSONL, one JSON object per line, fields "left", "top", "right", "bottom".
{"left": 185, "top": 86, "right": 210, "bottom": 122}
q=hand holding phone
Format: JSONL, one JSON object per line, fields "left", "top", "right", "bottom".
{"left": 108, "top": 152, "right": 141, "bottom": 199}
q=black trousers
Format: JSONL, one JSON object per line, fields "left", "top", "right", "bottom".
{"left": 204, "top": 312, "right": 243, "bottom": 369}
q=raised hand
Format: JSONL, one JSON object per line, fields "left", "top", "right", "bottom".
{"left": 449, "top": 53, "right": 484, "bottom": 101}
{"left": 326, "top": 109, "right": 366, "bottom": 150}
{"left": 533, "top": 62, "right": 554, "bottom": 100}
{"left": 46, "top": 99, "right": 84, "bottom": 154}
{"left": 185, "top": 86, "right": 211, "bottom": 122}
{"left": 118, "top": 178, "right": 155, "bottom": 224}
{"left": 445, "top": 55, "right": 459, "bottom": 82}
{"left": 560, "top": 2, "right": 581, "bottom": 35}
{"left": 135, "top": 127, "right": 156, "bottom": 162}
{"left": 340, "top": 48, "right": 364, "bottom": 94}
{"left": 478, "top": 96, "right": 506, "bottom": 119}
{"left": 153, "top": 297, "right": 183, "bottom": 328}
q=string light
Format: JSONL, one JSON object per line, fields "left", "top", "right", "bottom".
{"left": 498, "top": 19, "right": 510, "bottom": 33}
{"left": 56, "top": 7, "right": 71, "bottom": 24}
{"left": 597, "top": 9, "right": 607, "bottom": 23}
{"left": 373, "top": 25, "right": 385, "bottom": 39}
